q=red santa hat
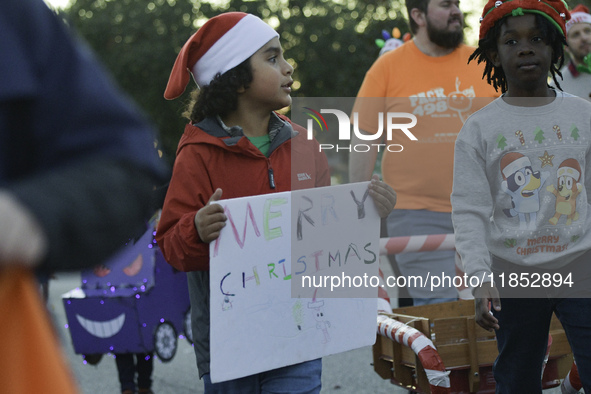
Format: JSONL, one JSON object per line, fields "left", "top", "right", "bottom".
{"left": 500, "top": 152, "right": 532, "bottom": 180}
{"left": 566, "top": 5, "right": 591, "bottom": 33}
{"left": 164, "top": 12, "right": 279, "bottom": 99}
{"left": 478, "top": 0, "right": 570, "bottom": 40}
{"left": 557, "top": 159, "right": 581, "bottom": 181}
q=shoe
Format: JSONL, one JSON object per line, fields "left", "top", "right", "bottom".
{"left": 122, "top": 390, "right": 135, "bottom": 394}
{"left": 138, "top": 389, "right": 153, "bottom": 394}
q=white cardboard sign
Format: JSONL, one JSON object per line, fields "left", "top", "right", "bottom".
{"left": 209, "top": 182, "right": 380, "bottom": 383}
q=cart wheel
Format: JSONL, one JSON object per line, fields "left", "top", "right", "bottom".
{"left": 184, "top": 309, "right": 194, "bottom": 345}
{"left": 153, "top": 321, "right": 177, "bottom": 362}
{"left": 82, "top": 354, "right": 103, "bottom": 365}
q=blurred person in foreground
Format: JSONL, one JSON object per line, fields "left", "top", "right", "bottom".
{"left": 0, "top": 0, "right": 168, "bottom": 392}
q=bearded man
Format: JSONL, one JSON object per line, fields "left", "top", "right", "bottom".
{"left": 350, "top": 0, "right": 498, "bottom": 306}
{"left": 560, "top": 4, "right": 591, "bottom": 98}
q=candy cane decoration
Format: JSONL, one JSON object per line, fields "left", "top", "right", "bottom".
{"left": 379, "top": 234, "right": 455, "bottom": 255}
{"left": 377, "top": 315, "right": 451, "bottom": 393}
{"left": 561, "top": 362, "right": 582, "bottom": 394}
{"left": 554, "top": 125, "right": 563, "bottom": 141}
{"left": 379, "top": 234, "right": 471, "bottom": 299}
{"left": 515, "top": 130, "right": 525, "bottom": 145}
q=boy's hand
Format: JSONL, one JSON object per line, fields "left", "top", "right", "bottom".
{"left": 473, "top": 281, "right": 501, "bottom": 331}
{"left": 368, "top": 174, "right": 396, "bottom": 218}
{"left": 194, "top": 188, "right": 226, "bottom": 243}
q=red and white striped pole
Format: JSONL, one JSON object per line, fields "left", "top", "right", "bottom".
{"left": 379, "top": 233, "right": 456, "bottom": 255}
{"left": 377, "top": 315, "right": 451, "bottom": 393}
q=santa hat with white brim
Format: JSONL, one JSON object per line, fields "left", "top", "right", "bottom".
{"left": 164, "top": 12, "right": 279, "bottom": 99}
{"left": 557, "top": 159, "right": 581, "bottom": 181}
{"left": 566, "top": 5, "right": 591, "bottom": 33}
{"left": 501, "top": 152, "right": 532, "bottom": 180}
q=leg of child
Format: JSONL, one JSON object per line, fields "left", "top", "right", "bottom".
{"left": 555, "top": 298, "right": 591, "bottom": 392}
{"left": 202, "top": 359, "right": 321, "bottom": 394}
{"left": 493, "top": 297, "right": 553, "bottom": 392}
{"left": 202, "top": 373, "right": 259, "bottom": 393}
{"left": 115, "top": 353, "right": 136, "bottom": 393}
{"left": 260, "top": 358, "right": 321, "bottom": 394}
{"left": 136, "top": 352, "right": 154, "bottom": 393}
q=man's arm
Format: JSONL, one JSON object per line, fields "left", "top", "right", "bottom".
{"left": 348, "top": 130, "right": 380, "bottom": 182}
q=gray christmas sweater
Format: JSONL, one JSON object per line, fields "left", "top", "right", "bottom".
{"left": 451, "top": 91, "right": 591, "bottom": 280}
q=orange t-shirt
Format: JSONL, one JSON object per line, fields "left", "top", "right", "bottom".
{"left": 354, "top": 41, "right": 498, "bottom": 212}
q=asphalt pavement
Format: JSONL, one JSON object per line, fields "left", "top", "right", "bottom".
{"left": 48, "top": 269, "right": 406, "bottom": 394}
{"left": 47, "top": 259, "right": 566, "bottom": 394}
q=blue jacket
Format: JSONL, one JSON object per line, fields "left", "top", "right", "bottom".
{"left": 0, "top": 0, "right": 168, "bottom": 271}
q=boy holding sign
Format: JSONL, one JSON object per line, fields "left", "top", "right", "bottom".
{"left": 156, "top": 12, "right": 395, "bottom": 393}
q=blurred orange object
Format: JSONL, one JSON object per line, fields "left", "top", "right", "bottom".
{"left": 0, "top": 266, "right": 78, "bottom": 394}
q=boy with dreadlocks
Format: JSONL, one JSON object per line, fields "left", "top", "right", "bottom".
{"left": 451, "top": 0, "right": 591, "bottom": 391}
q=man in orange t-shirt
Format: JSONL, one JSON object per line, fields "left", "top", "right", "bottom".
{"left": 350, "top": 0, "right": 497, "bottom": 305}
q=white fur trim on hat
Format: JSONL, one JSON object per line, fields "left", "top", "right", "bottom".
{"left": 567, "top": 11, "right": 591, "bottom": 33}
{"left": 502, "top": 155, "right": 531, "bottom": 179}
{"left": 557, "top": 166, "right": 581, "bottom": 181}
{"left": 192, "top": 14, "right": 278, "bottom": 86}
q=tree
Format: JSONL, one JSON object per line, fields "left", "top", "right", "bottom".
{"left": 62, "top": 0, "right": 202, "bottom": 162}
{"left": 571, "top": 124, "right": 580, "bottom": 141}
{"left": 59, "top": 0, "right": 588, "bottom": 176}
{"left": 61, "top": 0, "right": 409, "bottom": 161}
{"left": 496, "top": 134, "right": 507, "bottom": 150}
{"left": 534, "top": 127, "right": 545, "bottom": 144}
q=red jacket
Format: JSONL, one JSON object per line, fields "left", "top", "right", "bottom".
{"left": 156, "top": 114, "right": 330, "bottom": 272}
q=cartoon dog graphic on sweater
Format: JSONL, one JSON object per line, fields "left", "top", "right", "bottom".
{"left": 546, "top": 159, "right": 583, "bottom": 225}
{"left": 500, "top": 152, "right": 549, "bottom": 230}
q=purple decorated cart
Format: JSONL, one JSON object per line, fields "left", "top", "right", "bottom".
{"left": 62, "top": 213, "right": 192, "bottom": 363}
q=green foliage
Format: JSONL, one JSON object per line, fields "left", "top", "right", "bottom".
{"left": 62, "top": 0, "right": 199, "bottom": 162}
{"left": 58, "top": 0, "right": 589, "bottom": 163}
{"left": 61, "top": 0, "right": 409, "bottom": 161}
{"left": 504, "top": 238, "right": 516, "bottom": 248}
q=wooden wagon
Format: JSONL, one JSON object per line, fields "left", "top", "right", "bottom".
{"left": 373, "top": 299, "right": 573, "bottom": 393}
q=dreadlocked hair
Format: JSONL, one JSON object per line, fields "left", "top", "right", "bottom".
{"left": 468, "top": 14, "right": 566, "bottom": 93}
{"left": 183, "top": 58, "right": 253, "bottom": 124}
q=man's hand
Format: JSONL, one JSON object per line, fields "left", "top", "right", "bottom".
{"left": 368, "top": 174, "right": 397, "bottom": 218}
{"left": 194, "top": 188, "right": 226, "bottom": 243}
{"left": 473, "top": 281, "right": 501, "bottom": 331}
